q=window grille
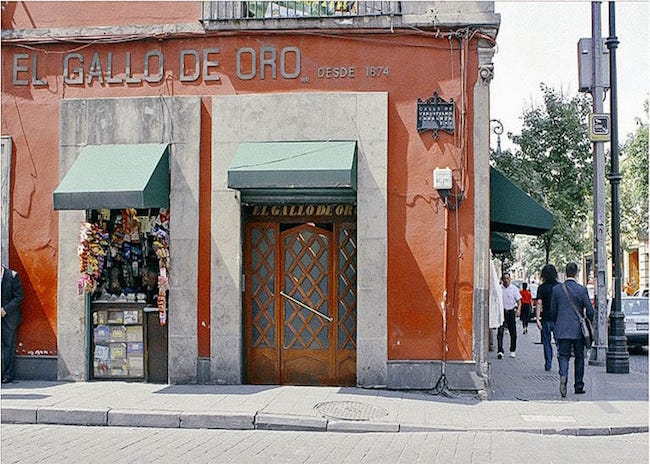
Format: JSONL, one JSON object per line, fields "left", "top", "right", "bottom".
{"left": 201, "top": 1, "right": 401, "bottom": 21}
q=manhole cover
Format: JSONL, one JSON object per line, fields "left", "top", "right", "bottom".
{"left": 313, "top": 401, "right": 389, "bottom": 421}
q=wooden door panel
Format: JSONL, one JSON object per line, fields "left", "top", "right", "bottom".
{"left": 336, "top": 354, "right": 356, "bottom": 386}
{"left": 248, "top": 351, "right": 278, "bottom": 384}
{"left": 282, "top": 352, "right": 330, "bottom": 385}
{"left": 281, "top": 225, "right": 333, "bottom": 384}
{"left": 245, "top": 223, "right": 279, "bottom": 384}
{"left": 245, "top": 218, "right": 357, "bottom": 387}
{"left": 335, "top": 224, "right": 357, "bottom": 385}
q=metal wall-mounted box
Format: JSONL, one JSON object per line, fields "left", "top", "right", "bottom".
{"left": 578, "top": 38, "right": 610, "bottom": 92}
{"left": 433, "top": 167, "right": 453, "bottom": 190}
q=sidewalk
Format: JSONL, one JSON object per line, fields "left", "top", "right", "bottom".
{"left": 2, "top": 324, "right": 648, "bottom": 435}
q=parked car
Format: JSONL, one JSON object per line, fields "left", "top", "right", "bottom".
{"left": 633, "top": 288, "right": 649, "bottom": 297}
{"left": 608, "top": 296, "right": 649, "bottom": 348}
{"left": 511, "top": 280, "right": 538, "bottom": 322}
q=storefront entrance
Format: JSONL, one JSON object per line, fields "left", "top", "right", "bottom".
{"left": 244, "top": 207, "right": 357, "bottom": 386}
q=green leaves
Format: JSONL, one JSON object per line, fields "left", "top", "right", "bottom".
{"left": 491, "top": 84, "right": 593, "bottom": 268}
{"left": 620, "top": 101, "right": 649, "bottom": 248}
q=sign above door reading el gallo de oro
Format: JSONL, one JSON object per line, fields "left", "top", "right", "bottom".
{"left": 11, "top": 46, "right": 390, "bottom": 87}
{"left": 247, "top": 204, "right": 357, "bottom": 218}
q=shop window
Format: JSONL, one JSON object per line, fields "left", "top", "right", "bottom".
{"left": 81, "top": 208, "right": 170, "bottom": 381}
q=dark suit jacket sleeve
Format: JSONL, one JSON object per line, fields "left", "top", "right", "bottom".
{"left": 4, "top": 272, "right": 24, "bottom": 314}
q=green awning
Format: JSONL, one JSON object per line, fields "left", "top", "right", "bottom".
{"left": 490, "top": 167, "right": 553, "bottom": 236}
{"left": 490, "top": 231, "right": 512, "bottom": 253}
{"left": 53, "top": 144, "right": 169, "bottom": 210}
{"left": 228, "top": 141, "right": 357, "bottom": 203}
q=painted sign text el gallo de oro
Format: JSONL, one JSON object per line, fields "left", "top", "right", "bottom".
{"left": 11, "top": 46, "right": 390, "bottom": 86}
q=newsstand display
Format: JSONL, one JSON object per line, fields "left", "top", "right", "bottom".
{"left": 77, "top": 208, "right": 170, "bottom": 381}
{"left": 92, "top": 303, "right": 145, "bottom": 378}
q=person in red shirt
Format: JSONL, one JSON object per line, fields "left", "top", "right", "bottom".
{"left": 519, "top": 283, "right": 533, "bottom": 334}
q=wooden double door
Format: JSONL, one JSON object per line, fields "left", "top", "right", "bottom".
{"left": 244, "top": 220, "right": 357, "bottom": 386}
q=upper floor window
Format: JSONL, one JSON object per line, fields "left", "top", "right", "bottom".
{"left": 201, "top": 1, "right": 401, "bottom": 21}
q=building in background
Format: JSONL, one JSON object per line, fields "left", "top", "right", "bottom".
{"left": 624, "top": 235, "right": 649, "bottom": 295}
{"left": 2, "top": 1, "right": 551, "bottom": 391}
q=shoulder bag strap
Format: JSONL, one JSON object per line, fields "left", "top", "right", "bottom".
{"left": 562, "top": 282, "right": 585, "bottom": 320}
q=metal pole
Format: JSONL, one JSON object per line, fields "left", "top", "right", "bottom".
{"left": 605, "top": 0, "right": 629, "bottom": 373}
{"left": 589, "top": 0, "right": 607, "bottom": 366}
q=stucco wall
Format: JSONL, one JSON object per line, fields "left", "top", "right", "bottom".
{"left": 2, "top": 1, "right": 201, "bottom": 29}
{"left": 4, "top": 14, "right": 496, "bottom": 386}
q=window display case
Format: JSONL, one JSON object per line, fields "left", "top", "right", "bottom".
{"left": 92, "top": 303, "right": 146, "bottom": 379}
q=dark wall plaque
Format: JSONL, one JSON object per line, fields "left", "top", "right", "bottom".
{"left": 417, "top": 92, "right": 455, "bottom": 138}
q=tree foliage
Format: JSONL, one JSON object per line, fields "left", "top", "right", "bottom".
{"left": 491, "top": 85, "right": 593, "bottom": 270}
{"left": 620, "top": 100, "right": 649, "bottom": 249}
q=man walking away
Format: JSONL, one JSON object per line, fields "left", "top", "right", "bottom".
{"left": 536, "top": 264, "right": 560, "bottom": 371}
{"left": 551, "top": 262, "right": 594, "bottom": 398}
{"left": 497, "top": 272, "right": 522, "bottom": 359}
{"left": 1, "top": 265, "right": 24, "bottom": 383}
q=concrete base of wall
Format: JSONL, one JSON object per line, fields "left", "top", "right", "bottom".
{"left": 15, "top": 356, "right": 58, "bottom": 381}
{"left": 387, "top": 360, "right": 487, "bottom": 393}
{"left": 197, "top": 357, "right": 211, "bottom": 384}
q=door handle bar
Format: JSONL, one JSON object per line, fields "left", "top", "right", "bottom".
{"left": 280, "top": 291, "right": 333, "bottom": 322}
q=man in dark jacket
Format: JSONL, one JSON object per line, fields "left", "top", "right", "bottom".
{"left": 2, "top": 265, "right": 24, "bottom": 383}
{"left": 551, "top": 262, "right": 594, "bottom": 398}
{"left": 536, "top": 263, "right": 560, "bottom": 371}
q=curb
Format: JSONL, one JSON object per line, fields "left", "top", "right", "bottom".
{"left": 180, "top": 412, "right": 255, "bottom": 430}
{"left": 1, "top": 407, "right": 36, "bottom": 424}
{"left": 255, "top": 413, "right": 327, "bottom": 431}
{"left": 108, "top": 409, "right": 181, "bottom": 428}
{"left": 1, "top": 407, "right": 648, "bottom": 436}
{"left": 38, "top": 407, "right": 108, "bottom": 426}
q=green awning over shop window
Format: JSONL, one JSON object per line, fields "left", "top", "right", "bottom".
{"left": 490, "top": 231, "right": 512, "bottom": 253}
{"left": 490, "top": 167, "right": 553, "bottom": 236}
{"left": 53, "top": 143, "right": 170, "bottom": 210}
{"left": 227, "top": 141, "right": 357, "bottom": 203}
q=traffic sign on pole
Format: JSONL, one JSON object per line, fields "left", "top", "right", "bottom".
{"left": 589, "top": 113, "right": 611, "bottom": 141}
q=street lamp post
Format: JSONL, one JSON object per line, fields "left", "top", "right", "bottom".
{"left": 490, "top": 118, "right": 505, "bottom": 276}
{"left": 605, "top": 0, "right": 629, "bottom": 374}
{"left": 490, "top": 119, "right": 504, "bottom": 156}
{"left": 588, "top": 0, "right": 608, "bottom": 366}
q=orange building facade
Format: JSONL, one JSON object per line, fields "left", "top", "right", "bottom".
{"left": 1, "top": 1, "right": 500, "bottom": 391}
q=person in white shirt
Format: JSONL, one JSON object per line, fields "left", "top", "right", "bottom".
{"left": 497, "top": 272, "right": 522, "bottom": 359}
{"left": 489, "top": 259, "right": 505, "bottom": 351}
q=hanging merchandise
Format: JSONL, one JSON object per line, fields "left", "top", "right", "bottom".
{"left": 77, "top": 222, "right": 109, "bottom": 294}
{"left": 151, "top": 215, "right": 170, "bottom": 326}
{"left": 122, "top": 208, "right": 142, "bottom": 243}
{"left": 158, "top": 289, "right": 167, "bottom": 325}
{"left": 87, "top": 207, "right": 169, "bottom": 382}
{"left": 155, "top": 208, "right": 170, "bottom": 229}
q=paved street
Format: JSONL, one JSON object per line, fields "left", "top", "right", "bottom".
{"left": 1, "top": 323, "right": 647, "bottom": 462}
{"left": 1, "top": 424, "right": 647, "bottom": 464}
{"left": 627, "top": 346, "right": 648, "bottom": 375}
